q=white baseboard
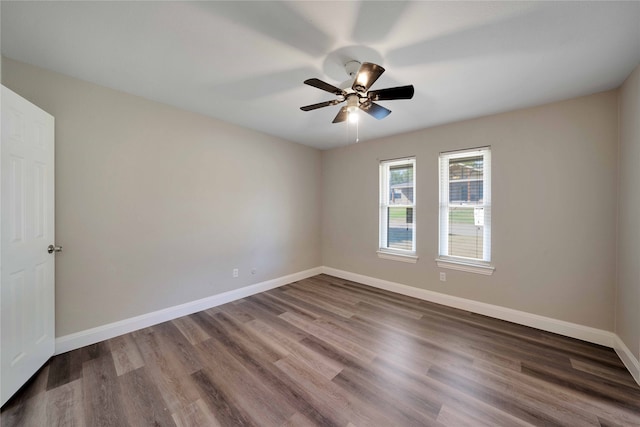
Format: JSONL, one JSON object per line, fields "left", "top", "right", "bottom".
{"left": 54, "top": 267, "right": 323, "bottom": 355}
{"left": 321, "top": 266, "right": 616, "bottom": 348}
{"left": 54, "top": 264, "right": 640, "bottom": 387}
{"left": 613, "top": 335, "right": 640, "bottom": 385}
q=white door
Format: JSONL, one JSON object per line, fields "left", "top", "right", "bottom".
{"left": 1, "top": 86, "right": 55, "bottom": 407}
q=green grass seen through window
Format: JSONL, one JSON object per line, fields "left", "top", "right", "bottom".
{"left": 389, "top": 207, "right": 407, "bottom": 219}
{"left": 449, "top": 208, "right": 474, "bottom": 224}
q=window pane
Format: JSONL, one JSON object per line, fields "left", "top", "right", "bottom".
{"left": 449, "top": 156, "right": 483, "bottom": 180}
{"left": 389, "top": 165, "right": 413, "bottom": 205}
{"left": 447, "top": 206, "right": 484, "bottom": 259}
{"left": 449, "top": 180, "right": 483, "bottom": 203}
{"left": 449, "top": 156, "right": 483, "bottom": 204}
{"left": 387, "top": 207, "right": 413, "bottom": 251}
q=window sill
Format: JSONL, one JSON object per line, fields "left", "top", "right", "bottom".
{"left": 436, "top": 257, "right": 494, "bottom": 275}
{"left": 377, "top": 250, "right": 418, "bottom": 263}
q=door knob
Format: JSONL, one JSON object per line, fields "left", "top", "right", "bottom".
{"left": 47, "top": 244, "right": 62, "bottom": 254}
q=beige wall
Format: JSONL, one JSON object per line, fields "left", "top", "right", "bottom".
{"left": 2, "top": 58, "right": 322, "bottom": 337}
{"left": 617, "top": 63, "right": 640, "bottom": 360}
{"left": 322, "top": 91, "right": 619, "bottom": 330}
{"left": 0, "top": 56, "right": 629, "bottom": 343}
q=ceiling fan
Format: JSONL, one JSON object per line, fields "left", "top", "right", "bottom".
{"left": 300, "top": 60, "right": 414, "bottom": 123}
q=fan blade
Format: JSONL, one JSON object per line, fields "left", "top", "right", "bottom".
{"left": 352, "top": 62, "right": 385, "bottom": 93}
{"left": 368, "top": 85, "right": 414, "bottom": 101}
{"left": 300, "top": 99, "right": 343, "bottom": 111}
{"left": 359, "top": 101, "right": 391, "bottom": 120}
{"left": 332, "top": 106, "right": 349, "bottom": 123}
{"left": 304, "top": 78, "right": 345, "bottom": 95}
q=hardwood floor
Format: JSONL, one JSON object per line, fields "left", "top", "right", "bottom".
{"left": 2, "top": 274, "right": 639, "bottom": 426}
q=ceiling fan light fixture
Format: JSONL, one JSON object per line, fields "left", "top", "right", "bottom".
{"left": 348, "top": 107, "right": 359, "bottom": 123}
{"left": 346, "top": 94, "right": 359, "bottom": 123}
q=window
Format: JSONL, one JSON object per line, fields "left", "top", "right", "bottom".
{"left": 379, "top": 157, "right": 417, "bottom": 262}
{"left": 438, "top": 147, "right": 493, "bottom": 274}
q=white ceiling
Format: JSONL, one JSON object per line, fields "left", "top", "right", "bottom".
{"left": 2, "top": 1, "right": 639, "bottom": 149}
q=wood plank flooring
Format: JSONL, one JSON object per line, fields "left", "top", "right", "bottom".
{"left": 2, "top": 274, "right": 639, "bottom": 426}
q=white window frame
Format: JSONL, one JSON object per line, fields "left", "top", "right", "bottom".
{"left": 378, "top": 157, "right": 417, "bottom": 263}
{"left": 437, "top": 147, "right": 494, "bottom": 274}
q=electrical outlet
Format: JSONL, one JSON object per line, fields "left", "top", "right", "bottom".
{"left": 233, "top": 268, "right": 239, "bottom": 278}
{"left": 439, "top": 272, "right": 446, "bottom": 282}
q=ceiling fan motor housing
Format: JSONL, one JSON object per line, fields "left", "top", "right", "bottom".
{"left": 346, "top": 94, "right": 359, "bottom": 108}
